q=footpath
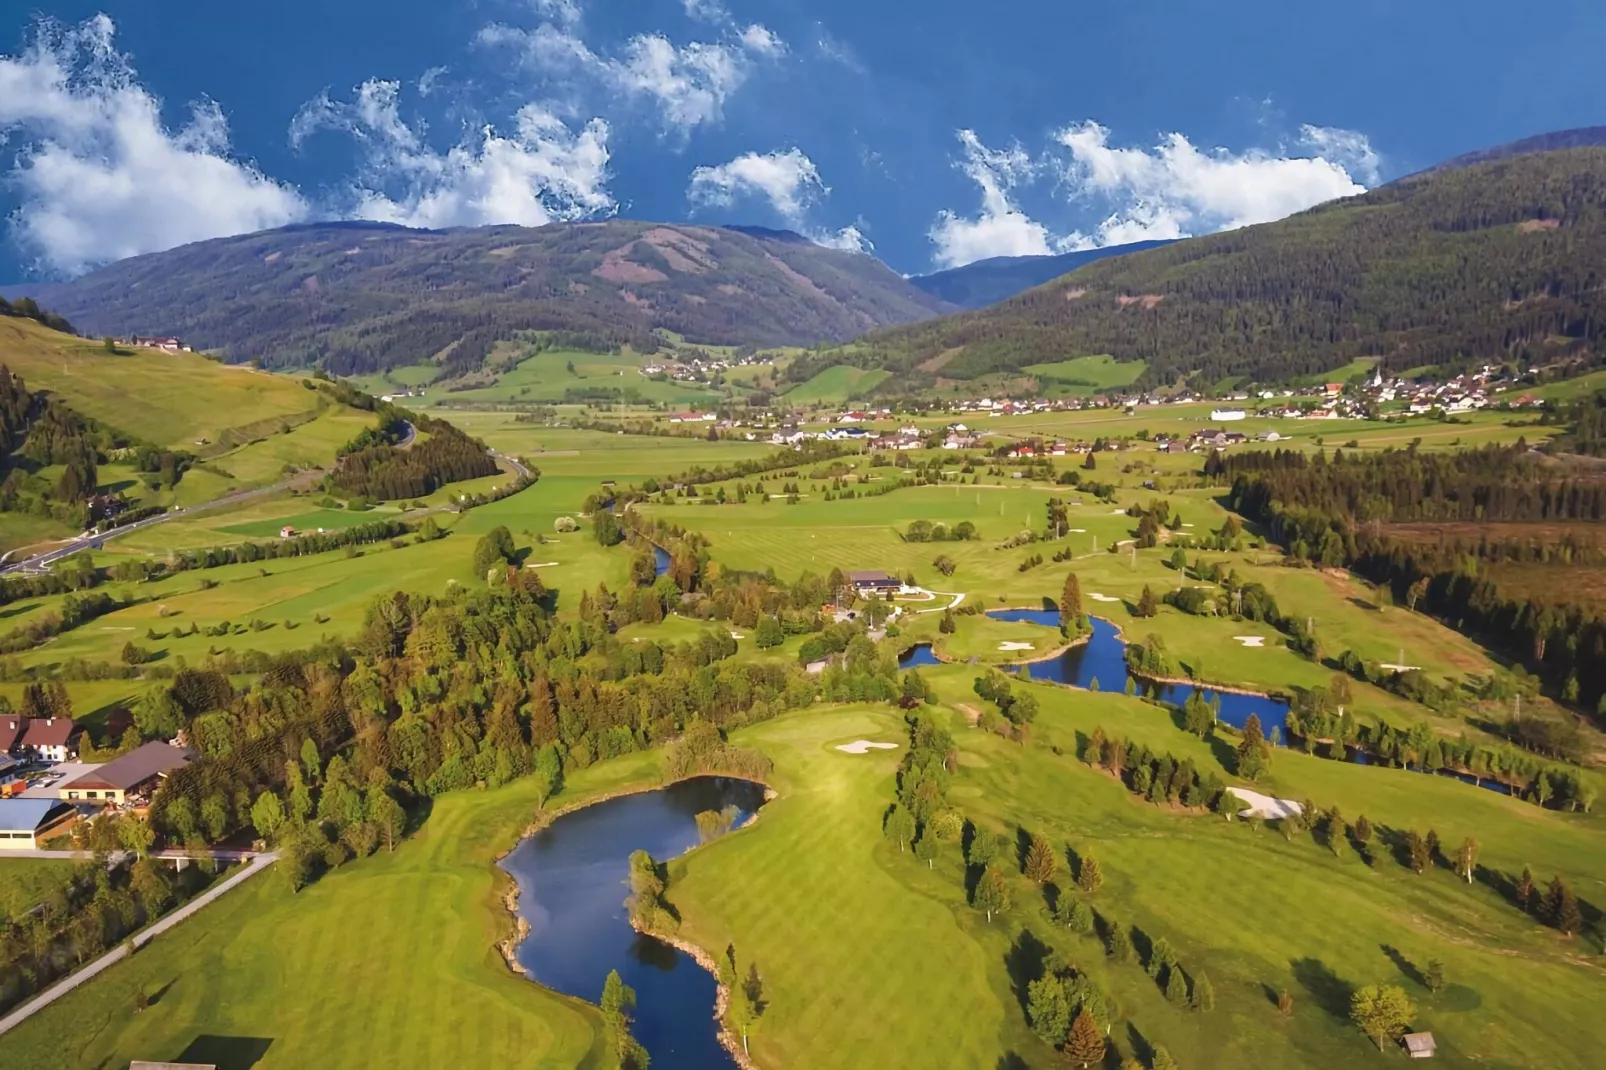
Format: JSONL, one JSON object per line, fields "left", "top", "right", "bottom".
{"left": 0, "top": 852, "right": 278, "bottom": 1037}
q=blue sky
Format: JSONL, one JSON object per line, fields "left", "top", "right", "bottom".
{"left": 1, "top": 0, "right": 1603, "bottom": 282}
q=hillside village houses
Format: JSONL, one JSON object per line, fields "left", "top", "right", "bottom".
{"left": 0, "top": 716, "right": 82, "bottom": 764}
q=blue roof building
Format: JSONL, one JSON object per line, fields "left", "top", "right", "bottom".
{"left": 0, "top": 797, "right": 76, "bottom": 849}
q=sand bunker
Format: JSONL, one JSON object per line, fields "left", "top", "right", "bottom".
{"left": 526, "top": 561, "right": 559, "bottom": 568}
{"left": 1069, "top": 528, "right": 1086, "bottom": 533}
{"left": 835, "top": 740, "right": 900, "bottom": 754}
{"left": 1379, "top": 663, "right": 1421, "bottom": 673}
{"left": 1089, "top": 593, "right": 1120, "bottom": 603}
{"left": 1234, "top": 636, "right": 1266, "bottom": 648}
{"left": 1228, "top": 788, "right": 1303, "bottom": 820}
{"left": 730, "top": 632, "right": 745, "bottom": 639}
{"left": 998, "top": 641, "right": 1036, "bottom": 652}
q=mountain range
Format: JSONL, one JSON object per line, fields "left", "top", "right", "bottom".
{"left": 784, "top": 145, "right": 1606, "bottom": 394}
{"left": 10, "top": 221, "right": 952, "bottom": 376}
{"left": 906, "top": 240, "right": 1176, "bottom": 310}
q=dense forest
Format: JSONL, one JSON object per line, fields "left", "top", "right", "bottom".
{"left": 330, "top": 414, "right": 499, "bottom": 500}
{"left": 1214, "top": 443, "right": 1606, "bottom": 715}
{"left": 799, "top": 148, "right": 1606, "bottom": 391}
{"left": 21, "top": 221, "right": 948, "bottom": 375}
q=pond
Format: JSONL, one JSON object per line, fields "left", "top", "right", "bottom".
{"left": 499, "top": 777, "right": 767, "bottom": 1069}
{"left": 897, "top": 643, "right": 942, "bottom": 668}
{"left": 986, "top": 610, "right": 1291, "bottom": 736}
{"left": 653, "top": 544, "right": 672, "bottom": 577}
{"left": 985, "top": 610, "right": 1519, "bottom": 800}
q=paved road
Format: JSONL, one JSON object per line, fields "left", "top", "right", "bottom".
{"left": 492, "top": 449, "right": 531, "bottom": 480}
{"left": 3, "top": 847, "right": 262, "bottom": 863}
{"left": 0, "top": 475, "right": 309, "bottom": 577}
{"left": 0, "top": 851, "right": 277, "bottom": 1037}
{"left": 396, "top": 419, "right": 418, "bottom": 448}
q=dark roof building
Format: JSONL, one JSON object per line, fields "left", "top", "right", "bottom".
{"left": 848, "top": 570, "right": 901, "bottom": 593}
{"left": 1, "top": 716, "right": 83, "bottom": 761}
{"left": 59, "top": 742, "right": 192, "bottom": 803}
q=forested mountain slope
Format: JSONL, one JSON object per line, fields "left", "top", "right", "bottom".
{"left": 19, "top": 221, "right": 952, "bottom": 376}
{"left": 804, "top": 148, "right": 1606, "bottom": 392}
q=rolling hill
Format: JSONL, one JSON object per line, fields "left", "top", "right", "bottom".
{"left": 16, "top": 221, "right": 952, "bottom": 376}
{"left": 907, "top": 239, "right": 1175, "bottom": 309}
{"left": 795, "top": 147, "right": 1606, "bottom": 393}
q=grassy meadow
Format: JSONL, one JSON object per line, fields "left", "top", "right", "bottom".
{"left": 669, "top": 693, "right": 1605, "bottom": 1069}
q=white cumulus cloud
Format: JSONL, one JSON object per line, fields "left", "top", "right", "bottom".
{"left": 682, "top": 0, "right": 729, "bottom": 22}
{"left": 739, "top": 25, "right": 786, "bottom": 57}
{"left": 1051, "top": 120, "right": 1376, "bottom": 245}
{"left": 0, "top": 16, "right": 307, "bottom": 276}
{"left": 291, "top": 79, "right": 613, "bottom": 230}
{"left": 688, "top": 147, "right": 824, "bottom": 219}
{"left": 477, "top": 13, "right": 783, "bottom": 134}
{"left": 929, "top": 121, "right": 1381, "bottom": 268}
{"left": 810, "top": 224, "right": 871, "bottom": 253}
{"left": 927, "top": 130, "right": 1057, "bottom": 269}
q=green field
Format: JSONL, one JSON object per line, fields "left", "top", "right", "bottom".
{"left": 784, "top": 365, "right": 891, "bottom": 404}
{"left": 220, "top": 508, "right": 394, "bottom": 539}
{"left": 668, "top": 695, "right": 1604, "bottom": 1069}
{"left": 0, "top": 317, "right": 323, "bottom": 451}
{"left": 1024, "top": 354, "right": 1147, "bottom": 394}
{"left": 0, "top": 859, "right": 78, "bottom": 919}
{"left": 0, "top": 749, "right": 672, "bottom": 1070}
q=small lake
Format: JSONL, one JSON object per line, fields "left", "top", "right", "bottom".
{"left": 653, "top": 544, "right": 672, "bottom": 576}
{"left": 985, "top": 610, "right": 1291, "bottom": 736}
{"left": 897, "top": 643, "right": 942, "bottom": 668}
{"left": 500, "top": 777, "right": 766, "bottom": 1069}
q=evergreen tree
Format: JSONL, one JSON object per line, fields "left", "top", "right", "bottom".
{"left": 1026, "top": 975, "right": 1071, "bottom": 1045}
{"left": 1235, "top": 714, "right": 1268, "bottom": 780}
{"left": 1277, "top": 989, "right": 1294, "bottom": 1017}
{"left": 1135, "top": 585, "right": 1159, "bottom": 618}
{"left": 1425, "top": 960, "right": 1445, "bottom": 994}
{"left": 1165, "top": 965, "right": 1188, "bottom": 1004}
{"left": 974, "top": 865, "right": 1011, "bottom": 921}
{"left": 1077, "top": 853, "right": 1103, "bottom": 894}
{"left": 1516, "top": 865, "right": 1537, "bottom": 913}
{"left": 1190, "top": 970, "right": 1215, "bottom": 1011}
{"left": 1545, "top": 875, "right": 1582, "bottom": 936}
{"left": 1106, "top": 920, "right": 1132, "bottom": 962}
{"left": 1067, "top": 898, "right": 1095, "bottom": 935}
{"left": 1060, "top": 572, "right": 1083, "bottom": 633}
{"left": 1024, "top": 834, "right": 1057, "bottom": 884}
{"left": 1062, "top": 1006, "right": 1105, "bottom": 1068}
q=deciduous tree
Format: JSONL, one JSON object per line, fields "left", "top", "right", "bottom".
{"left": 974, "top": 865, "right": 1011, "bottom": 921}
{"left": 1350, "top": 984, "right": 1416, "bottom": 1051}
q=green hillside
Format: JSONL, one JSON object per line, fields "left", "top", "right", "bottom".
{"left": 800, "top": 148, "right": 1606, "bottom": 392}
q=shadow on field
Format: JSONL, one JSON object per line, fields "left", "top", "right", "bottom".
{"left": 1004, "top": 929, "right": 1052, "bottom": 1015}
{"left": 175, "top": 1035, "right": 274, "bottom": 1069}
{"left": 1290, "top": 957, "right": 1352, "bottom": 1020}
{"left": 1380, "top": 944, "right": 1427, "bottom": 988}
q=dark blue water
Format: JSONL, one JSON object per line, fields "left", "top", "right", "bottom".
{"left": 987, "top": 611, "right": 1291, "bottom": 736}
{"left": 898, "top": 643, "right": 941, "bottom": 668}
{"left": 500, "top": 777, "right": 765, "bottom": 1069}
{"left": 653, "top": 545, "right": 671, "bottom": 576}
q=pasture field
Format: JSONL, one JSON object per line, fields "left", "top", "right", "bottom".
{"left": 669, "top": 695, "right": 1605, "bottom": 1070}
{"left": 0, "top": 747, "right": 674, "bottom": 1070}
{"left": 1024, "top": 354, "right": 1147, "bottom": 393}
{"left": 0, "top": 317, "right": 321, "bottom": 451}
{"left": 784, "top": 364, "right": 891, "bottom": 404}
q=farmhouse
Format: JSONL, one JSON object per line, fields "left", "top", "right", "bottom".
{"left": 58, "top": 741, "right": 193, "bottom": 805}
{"left": 0, "top": 716, "right": 83, "bottom": 764}
{"left": 0, "top": 797, "right": 76, "bottom": 850}
{"left": 848, "top": 570, "right": 902, "bottom": 596}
